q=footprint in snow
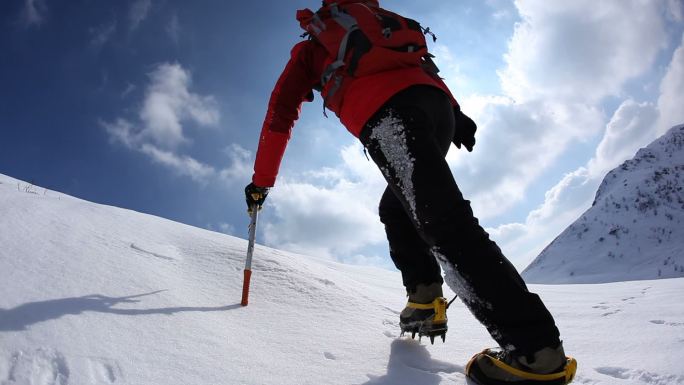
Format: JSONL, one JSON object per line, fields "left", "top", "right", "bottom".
{"left": 601, "top": 309, "right": 621, "bottom": 317}
{"left": 382, "top": 319, "right": 399, "bottom": 327}
{"left": 650, "top": 319, "right": 684, "bottom": 327}
{"left": 324, "top": 352, "right": 337, "bottom": 360}
{"left": 595, "top": 366, "right": 684, "bottom": 384}
{"left": 3, "top": 348, "right": 70, "bottom": 385}
{"left": 383, "top": 330, "right": 397, "bottom": 338}
{"left": 87, "top": 357, "right": 122, "bottom": 383}
{"left": 315, "top": 278, "right": 336, "bottom": 287}
{"left": 381, "top": 318, "right": 400, "bottom": 338}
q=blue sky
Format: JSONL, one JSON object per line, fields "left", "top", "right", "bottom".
{"left": 2, "top": 0, "right": 683, "bottom": 270}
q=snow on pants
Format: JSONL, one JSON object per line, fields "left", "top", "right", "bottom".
{"left": 359, "top": 85, "right": 561, "bottom": 355}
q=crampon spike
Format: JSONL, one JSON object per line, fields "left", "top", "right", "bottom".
{"left": 411, "top": 331, "right": 416, "bottom": 339}
{"left": 441, "top": 334, "right": 446, "bottom": 343}
{"left": 430, "top": 336, "right": 435, "bottom": 344}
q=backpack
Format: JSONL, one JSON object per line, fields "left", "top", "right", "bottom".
{"left": 296, "top": 0, "right": 439, "bottom": 114}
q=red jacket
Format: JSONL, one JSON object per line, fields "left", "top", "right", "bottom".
{"left": 252, "top": 39, "right": 457, "bottom": 187}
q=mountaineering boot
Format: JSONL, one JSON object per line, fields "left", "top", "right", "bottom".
{"left": 465, "top": 343, "right": 577, "bottom": 384}
{"left": 399, "top": 282, "right": 448, "bottom": 343}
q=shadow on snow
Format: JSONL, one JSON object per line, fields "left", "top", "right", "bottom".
{"left": 0, "top": 290, "right": 241, "bottom": 331}
{"left": 362, "top": 339, "right": 464, "bottom": 385}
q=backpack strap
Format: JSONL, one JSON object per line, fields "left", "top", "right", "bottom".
{"left": 323, "top": 4, "right": 359, "bottom": 81}
{"left": 310, "top": 13, "right": 327, "bottom": 35}
{"left": 320, "top": 4, "right": 362, "bottom": 115}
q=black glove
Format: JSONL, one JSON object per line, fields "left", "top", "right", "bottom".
{"left": 453, "top": 107, "right": 477, "bottom": 152}
{"left": 245, "top": 183, "right": 270, "bottom": 214}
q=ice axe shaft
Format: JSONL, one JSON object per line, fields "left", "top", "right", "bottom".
{"left": 241, "top": 206, "right": 258, "bottom": 306}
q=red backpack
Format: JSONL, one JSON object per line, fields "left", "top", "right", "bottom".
{"left": 296, "top": 0, "right": 439, "bottom": 114}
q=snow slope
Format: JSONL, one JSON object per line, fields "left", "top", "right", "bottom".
{"left": 1, "top": 172, "right": 683, "bottom": 385}
{"left": 524, "top": 125, "right": 684, "bottom": 284}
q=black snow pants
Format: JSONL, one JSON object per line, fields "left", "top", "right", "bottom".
{"left": 359, "top": 85, "right": 561, "bottom": 355}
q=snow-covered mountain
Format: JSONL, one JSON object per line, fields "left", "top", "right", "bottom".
{"left": 523, "top": 125, "right": 684, "bottom": 284}
{"left": 1, "top": 172, "right": 684, "bottom": 384}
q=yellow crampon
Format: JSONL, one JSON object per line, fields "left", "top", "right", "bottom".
{"left": 401, "top": 296, "right": 449, "bottom": 343}
{"left": 406, "top": 296, "right": 448, "bottom": 324}
{"left": 465, "top": 350, "right": 578, "bottom": 384}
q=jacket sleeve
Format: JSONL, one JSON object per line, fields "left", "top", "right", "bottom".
{"left": 252, "top": 40, "right": 324, "bottom": 187}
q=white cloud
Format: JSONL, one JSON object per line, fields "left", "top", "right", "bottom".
{"left": 140, "top": 144, "right": 215, "bottom": 182}
{"left": 103, "top": 62, "right": 224, "bottom": 183}
{"left": 105, "top": 125, "right": 250, "bottom": 185}
{"left": 340, "top": 253, "right": 391, "bottom": 267}
{"left": 526, "top": 167, "right": 595, "bottom": 227}
{"left": 129, "top": 0, "right": 152, "bottom": 32}
{"left": 102, "top": 118, "right": 137, "bottom": 148}
{"left": 218, "top": 144, "right": 253, "bottom": 183}
{"left": 22, "top": 0, "right": 46, "bottom": 26}
{"left": 262, "top": 144, "right": 386, "bottom": 259}
{"left": 218, "top": 223, "right": 236, "bottom": 235}
{"left": 140, "top": 63, "right": 220, "bottom": 149}
{"left": 486, "top": 222, "right": 527, "bottom": 246}
{"left": 444, "top": 0, "right": 670, "bottom": 220}
{"left": 431, "top": 44, "right": 468, "bottom": 92}
{"left": 588, "top": 100, "right": 659, "bottom": 177}
{"left": 501, "top": 0, "right": 667, "bottom": 103}
{"left": 656, "top": 32, "right": 684, "bottom": 135}
{"left": 485, "top": 0, "right": 516, "bottom": 20}
{"left": 450, "top": 98, "right": 604, "bottom": 218}
{"left": 489, "top": 167, "right": 598, "bottom": 269}
{"left": 489, "top": 13, "right": 684, "bottom": 270}
{"left": 107, "top": 63, "right": 220, "bottom": 150}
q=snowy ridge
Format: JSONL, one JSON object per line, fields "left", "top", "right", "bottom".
{"left": 1, "top": 172, "right": 684, "bottom": 384}
{"left": 523, "top": 124, "right": 684, "bottom": 284}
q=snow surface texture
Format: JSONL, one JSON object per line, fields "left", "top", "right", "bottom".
{"left": 1, "top": 172, "right": 683, "bottom": 384}
{"left": 524, "top": 125, "right": 684, "bottom": 284}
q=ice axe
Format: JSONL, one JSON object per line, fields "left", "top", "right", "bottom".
{"left": 241, "top": 205, "right": 258, "bottom": 306}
